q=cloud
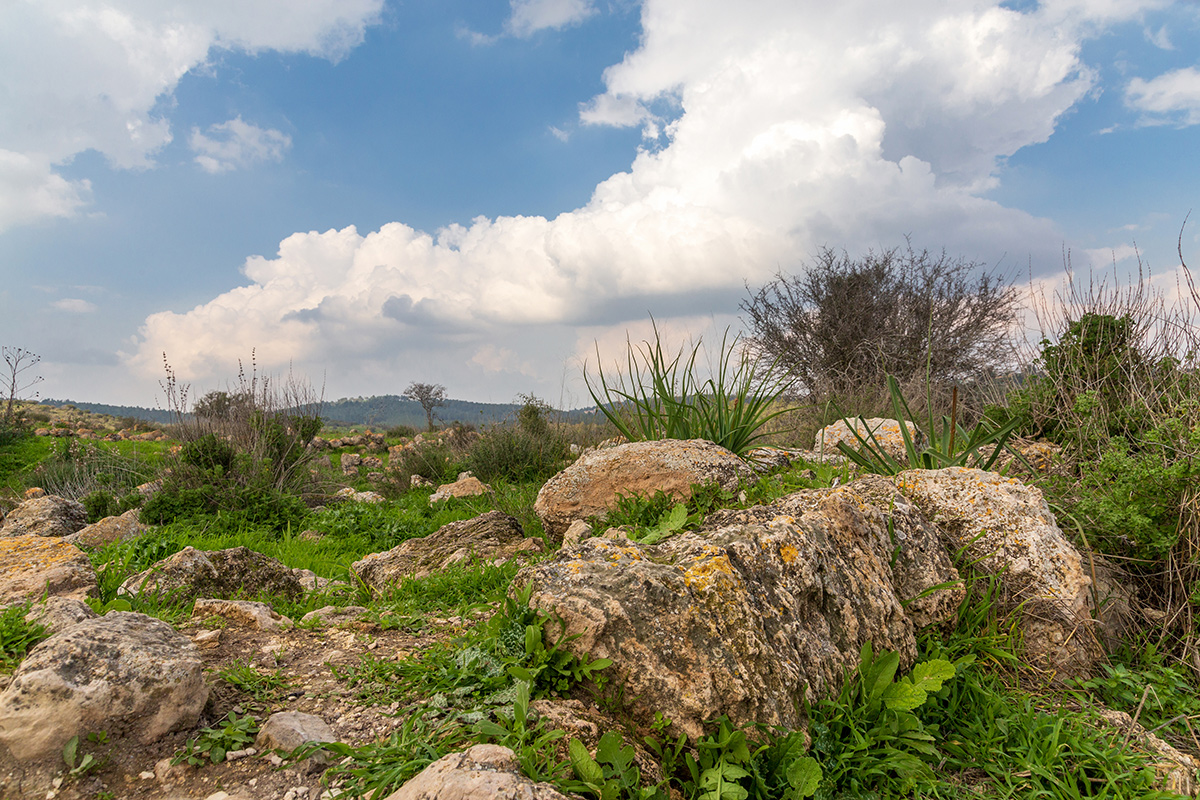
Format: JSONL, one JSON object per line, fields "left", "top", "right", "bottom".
{"left": 52, "top": 298, "right": 99, "bottom": 313}
{"left": 190, "top": 117, "right": 292, "bottom": 173}
{"left": 130, "top": 0, "right": 1164, "bottom": 399}
{"left": 0, "top": 150, "right": 92, "bottom": 231}
{"left": 1126, "top": 67, "right": 1200, "bottom": 126}
{"left": 505, "top": 0, "right": 597, "bottom": 37}
{"left": 1084, "top": 244, "right": 1141, "bottom": 268}
{"left": 0, "top": 0, "right": 383, "bottom": 229}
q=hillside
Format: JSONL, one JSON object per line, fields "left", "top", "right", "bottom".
{"left": 40, "top": 395, "right": 600, "bottom": 430}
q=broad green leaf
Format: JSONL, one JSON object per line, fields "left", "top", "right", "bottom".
{"left": 569, "top": 739, "right": 604, "bottom": 784}
{"left": 866, "top": 650, "right": 900, "bottom": 702}
{"left": 597, "top": 730, "right": 624, "bottom": 763}
{"left": 62, "top": 735, "right": 78, "bottom": 769}
{"left": 785, "top": 756, "right": 822, "bottom": 797}
{"left": 658, "top": 504, "right": 688, "bottom": 533}
{"left": 910, "top": 659, "right": 955, "bottom": 694}
{"left": 881, "top": 680, "right": 925, "bottom": 711}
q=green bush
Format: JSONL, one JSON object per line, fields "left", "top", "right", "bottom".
{"left": 82, "top": 488, "right": 142, "bottom": 523}
{"left": 466, "top": 397, "right": 570, "bottom": 483}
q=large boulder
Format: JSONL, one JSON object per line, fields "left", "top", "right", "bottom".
{"left": 0, "top": 612, "right": 207, "bottom": 761}
{"left": 0, "top": 536, "right": 98, "bottom": 605}
{"left": 0, "top": 495, "right": 87, "bottom": 538}
{"left": 534, "top": 439, "right": 753, "bottom": 543}
{"left": 704, "top": 475, "right": 964, "bottom": 630}
{"left": 815, "top": 418, "right": 923, "bottom": 462}
{"left": 352, "top": 511, "right": 543, "bottom": 590}
{"left": 65, "top": 508, "right": 147, "bottom": 548}
{"left": 893, "top": 467, "right": 1100, "bottom": 673}
{"left": 385, "top": 744, "right": 573, "bottom": 800}
{"left": 520, "top": 498, "right": 918, "bottom": 738}
{"left": 119, "top": 545, "right": 306, "bottom": 603}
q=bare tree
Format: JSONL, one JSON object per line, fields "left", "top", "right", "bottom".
{"left": 2, "top": 346, "right": 43, "bottom": 427}
{"left": 741, "top": 244, "right": 1019, "bottom": 401}
{"left": 403, "top": 382, "right": 447, "bottom": 431}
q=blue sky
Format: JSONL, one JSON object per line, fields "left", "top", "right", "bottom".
{"left": 1, "top": 0, "right": 1198, "bottom": 408}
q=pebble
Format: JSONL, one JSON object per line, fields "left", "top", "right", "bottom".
{"left": 224, "top": 747, "right": 256, "bottom": 761}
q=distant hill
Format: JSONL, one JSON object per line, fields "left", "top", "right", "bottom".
{"left": 39, "top": 394, "right": 601, "bottom": 430}
{"left": 321, "top": 395, "right": 523, "bottom": 429}
{"left": 40, "top": 399, "right": 176, "bottom": 424}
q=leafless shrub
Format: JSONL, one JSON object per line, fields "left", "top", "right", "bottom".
{"left": 741, "top": 243, "right": 1020, "bottom": 408}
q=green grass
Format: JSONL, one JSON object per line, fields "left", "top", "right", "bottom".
{"left": 0, "top": 434, "right": 51, "bottom": 492}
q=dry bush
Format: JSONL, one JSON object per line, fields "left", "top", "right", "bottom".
{"left": 742, "top": 243, "right": 1020, "bottom": 404}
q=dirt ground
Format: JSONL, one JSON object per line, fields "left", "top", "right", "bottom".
{"left": 0, "top": 612, "right": 480, "bottom": 800}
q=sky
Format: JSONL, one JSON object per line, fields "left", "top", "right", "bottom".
{"left": 1, "top": 0, "right": 1198, "bottom": 409}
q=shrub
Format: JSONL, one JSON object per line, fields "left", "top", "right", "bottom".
{"left": 465, "top": 396, "right": 570, "bottom": 482}
{"left": 152, "top": 354, "right": 328, "bottom": 529}
{"left": 741, "top": 243, "right": 1019, "bottom": 403}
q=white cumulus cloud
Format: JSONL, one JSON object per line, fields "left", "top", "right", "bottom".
{"left": 0, "top": 0, "right": 383, "bottom": 231}
{"left": 129, "top": 0, "right": 1165, "bottom": 399}
{"left": 1126, "top": 67, "right": 1200, "bottom": 126}
{"left": 190, "top": 117, "right": 292, "bottom": 174}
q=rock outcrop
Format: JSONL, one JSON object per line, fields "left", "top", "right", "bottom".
{"left": 65, "top": 508, "right": 147, "bottom": 548}
{"left": 119, "top": 546, "right": 306, "bottom": 602}
{"left": 521, "top": 504, "right": 919, "bottom": 738}
{"left": 894, "top": 467, "right": 1100, "bottom": 672}
{"left": 0, "top": 495, "right": 88, "bottom": 538}
{"left": 0, "top": 612, "right": 207, "bottom": 761}
{"left": 534, "top": 439, "right": 753, "bottom": 542}
{"left": 0, "top": 536, "right": 98, "bottom": 605}
{"left": 353, "top": 511, "right": 543, "bottom": 590}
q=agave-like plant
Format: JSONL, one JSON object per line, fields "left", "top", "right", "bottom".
{"left": 584, "top": 321, "right": 791, "bottom": 457}
{"left": 833, "top": 375, "right": 1024, "bottom": 474}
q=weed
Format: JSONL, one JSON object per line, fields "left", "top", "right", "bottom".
{"left": 0, "top": 603, "right": 48, "bottom": 672}
{"left": 172, "top": 711, "right": 259, "bottom": 766}
{"left": 833, "top": 375, "right": 1022, "bottom": 475}
{"left": 585, "top": 321, "right": 791, "bottom": 457}
{"left": 217, "top": 662, "right": 296, "bottom": 705}
{"left": 297, "top": 707, "right": 469, "bottom": 798}
{"left": 61, "top": 732, "right": 107, "bottom": 780}
{"left": 475, "top": 679, "right": 569, "bottom": 783}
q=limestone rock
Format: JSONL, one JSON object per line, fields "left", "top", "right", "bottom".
{"left": 255, "top": 711, "right": 338, "bottom": 752}
{"left": 334, "top": 488, "right": 385, "bottom": 503}
{"left": 353, "top": 511, "right": 543, "bottom": 590}
{"left": 704, "top": 474, "right": 964, "bottom": 630}
{"left": 430, "top": 473, "right": 493, "bottom": 503}
{"left": 0, "top": 536, "right": 98, "bottom": 605}
{"left": 815, "top": 418, "right": 923, "bottom": 461}
{"left": 520, "top": 504, "right": 917, "bottom": 738}
{"left": 0, "top": 495, "right": 87, "bottom": 538}
{"left": 384, "top": 744, "right": 572, "bottom": 800}
{"left": 0, "top": 612, "right": 207, "bottom": 761}
{"left": 65, "top": 508, "right": 146, "bottom": 548}
{"left": 1095, "top": 707, "right": 1199, "bottom": 796}
{"left": 192, "top": 599, "right": 292, "bottom": 631}
{"left": 23, "top": 596, "right": 98, "bottom": 635}
{"left": 119, "top": 546, "right": 305, "bottom": 603}
{"left": 894, "top": 467, "right": 1100, "bottom": 673}
{"left": 300, "top": 605, "right": 371, "bottom": 627}
{"left": 534, "top": 439, "right": 753, "bottom": 543}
